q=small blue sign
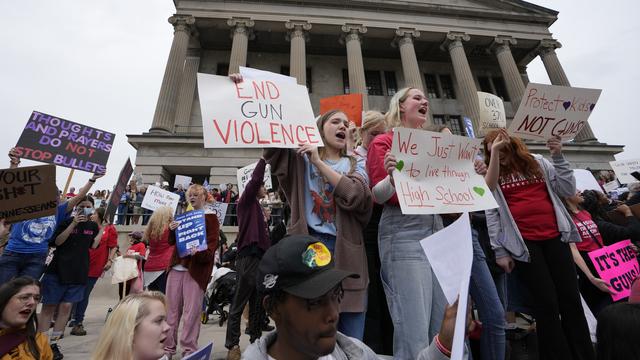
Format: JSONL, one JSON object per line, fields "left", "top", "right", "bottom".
{"left": 175, "top": 210, "right": 207, "bottom": 258}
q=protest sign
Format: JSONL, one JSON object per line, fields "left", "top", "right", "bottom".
{"left": 610, "top": 158, "right": 640, "bottom": 184}
{"left": 478, "top": 92, "right": 506, "bottom": 132}
{"left": 174, "top": 175, "right": 192, "bottom": 190}
{"left": 420, "top": 214, "right": 473, "bottom": 360}
{"left": 197, "top": 72, "right": 322, "bottom": 148}
{"left": 507, "top": 83, "right": 601, "bottom": 141}
{"left": 574, "top": 169, "right": 603, "bottom": 193}
{"left": 0, "top": 164, "right": 57, "bottom": 223}
{"left": 175, "top": 210, "right": 208, "bottom": 258}
{"left": 237, "top": 162, "right": 272, "bottom": 195}
{"left": 141, "top": 185, "right": 180, "bottom": 214}
{"left": 588, "top": 240, "right": 639, "bottom": 301}
{"left": 105, "top": 159, "right": 133, "bottom": 223}
{"left": 204, "top": 201, "right": 228, "bottom": 227}
{"left": 319, "top": 94, "right": 363, "bottom": 127}
{"left": 391, "top": 128, "right": 498, "bottom": 214}
{"left": 182, "top": 342, "right": 213, "bottom": 360}
{"left": 15, "top": 111, "right": 115, "bottom": 173}
{"left": 603, "top": 179, "right": 620, "bottom": 193}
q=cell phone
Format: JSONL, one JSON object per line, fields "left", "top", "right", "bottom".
{"left": 631, "top": 171, "right": 640, "bottom": 181}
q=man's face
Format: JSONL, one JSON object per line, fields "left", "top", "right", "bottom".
{"left": 272, "top": 285, "right": 342, "bottom": 357}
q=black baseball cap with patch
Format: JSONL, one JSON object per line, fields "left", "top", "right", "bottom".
{"left": 257, "top": 234, "right": 358, "bottom": 299}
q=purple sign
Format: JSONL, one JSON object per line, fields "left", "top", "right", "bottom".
{"left": 15, "top": 111, "right": 115, "bottom": 173}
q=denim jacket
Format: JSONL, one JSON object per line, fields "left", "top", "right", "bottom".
{"left": 242, "top": 330, "right": 451, "bottom": 360}
{"left": 486, "top": 154, "right": 581, "bottom": 262}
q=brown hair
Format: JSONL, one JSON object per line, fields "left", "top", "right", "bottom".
{"left": 316, "top": 110, "right": 357, "bottom": 173}
{"left": 483, "top": 130, "right": 542, "bottom": 179}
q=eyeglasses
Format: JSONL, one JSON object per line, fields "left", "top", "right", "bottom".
{"left": 15, "top": 294, "right": 42, "bottom": 304}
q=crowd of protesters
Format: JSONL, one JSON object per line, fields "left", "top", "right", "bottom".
{"left": 2, "top": 82, "right": 640, "bottom": 360}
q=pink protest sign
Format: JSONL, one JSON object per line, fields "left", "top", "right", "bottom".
{"left": 588, "top": 240, "right": 640, "bottom": 301}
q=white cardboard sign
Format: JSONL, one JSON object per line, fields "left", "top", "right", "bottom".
{"left": 603, "top": 180, "right": 620, "bottom": 193}
{"left": 237, "top": 162, "right": 273, "bottom": 196}
{"left": 574, "top": 169, "right": 603, "bottom": 193}
{"left": 391, "top": 128, "right": 498, "bottom": 214}
{"left": 197, "top": 71, "right": 322, "bottom": 148}
{"left": 204, "top": 201, "right": 228, "bottom": 227}
{"left": 240, "top": 66, "right": 297, "bottom": 84}
{"left": 610, "top": 158, "right": 640, "bottom": 184}
{"left": 174, "top": 175, "right": 192, "bottom": 190}
{"left": 141, "top": 185, "right": 180, "bottom": 214}
{"left": 508, "top": 83, "right": 601, "bottom": 141}
{"left": 478, "top": 91, "right": 506, "bottom": 132}
{"left": 420, "top": 213, "right": 473, "bottom": 360}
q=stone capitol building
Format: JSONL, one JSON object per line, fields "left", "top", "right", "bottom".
{"left": 128, "top": 0, "right": 623, "bottom": 187}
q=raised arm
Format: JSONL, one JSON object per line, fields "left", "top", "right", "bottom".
{"left": 67, "top": 173, "right": 104, "bottom": 210}
{"left": 545, "top": 136, "right": 576, "bottom": 198}
{"left": 484, "top": 130, "right": 509, "bottom": 191}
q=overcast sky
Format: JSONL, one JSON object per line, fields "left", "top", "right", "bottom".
{"left": 1, "top": 0, "right": 638, "bottom": 189}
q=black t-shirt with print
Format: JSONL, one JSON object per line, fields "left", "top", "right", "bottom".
{"left": 47, "top": 218, "right": 99, "bottom": 285}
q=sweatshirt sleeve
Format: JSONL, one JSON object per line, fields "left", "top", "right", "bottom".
{"left": 240, "top": 158, "right": 267, "bottom": 205}
{"left": 332, "top": 170, "right": 373, "bottom": 228}
{"left": 545, "top": 155, "right": 576, "bottom": 198}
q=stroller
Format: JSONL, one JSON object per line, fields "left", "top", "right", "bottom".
{"left": 201, "top": 266, "right": 237, "bottom": 326}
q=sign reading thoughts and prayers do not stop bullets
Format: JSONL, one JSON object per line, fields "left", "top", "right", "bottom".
{"left": 391, "top": 128, "right": 498, "bottom": 214}
{"left": 197, "top": 71, "right": 323, "bottom": 148}
{"left": 15, "top": 111, "right": 115, "bottom": 173}
{"left": 508, "top": 83, "right": 601, "bottom": 141}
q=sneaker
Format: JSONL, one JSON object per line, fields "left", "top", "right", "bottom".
{"left": 70, "top": 324, "right": 87, "bottom": 336}
{"left": 51, "top": 343, "right": 64, "bottom": 360}
{"left": 226, "top": 346, "right": 241, "bottom": 360}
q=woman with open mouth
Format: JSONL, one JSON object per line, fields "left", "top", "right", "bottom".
{"left": 0, "top": 276, "right": 52, "bottom": 360}
{"left": 92, "top": 291, "right": 170, "bottom": 360}
{"left": 367, "top": 87, "right": 449, "bottom": 359}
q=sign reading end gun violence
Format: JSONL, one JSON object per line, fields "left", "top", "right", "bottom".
{"left": 15, "top": 111, "right": 115, "bottom": 173}
{"left": 197, "top": 72, "right": 323, "bottom": 148}
{"left": 507, "top": 83, "right": 601, "bottom": 141}
{"left": 391, "top": 128, "right": 498, "bottom": 215}
{"left": 588, "top": 240, "right": 639, "bottom": 301}
{"left": 0, "top": 164, "right": 58, "bottom": 223}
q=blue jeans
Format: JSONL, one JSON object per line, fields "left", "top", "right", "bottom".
{"left": 378, "top": 206, "right": 447, "bottom": 360}
{"left": 73, "top": 276, "right": 99, "bottom": 324}
{"left": 469, "top": 229, "right": 506, "bottom": 360}
{"left": 0, "top": 251, "right": 47, "bottom": 284}
{"left": 338, "top": 311, "right": 366, "bottom": 340}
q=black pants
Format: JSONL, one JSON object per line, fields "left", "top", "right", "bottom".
{"left": 147, "top": 271, "right": 168, "bottom": 294}
{"left": 516, "top": 238, "right": 595, "bottom": 360}
{"left": 225, "top": 255, "right": 264, "bottom": 349}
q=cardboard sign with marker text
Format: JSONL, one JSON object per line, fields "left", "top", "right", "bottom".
{"left": 478, "top": 92, "right": 506, "bottom": 132}
{"left": 391, "top": 128, "right": 498, "bottom": 214}
{"left": 141, "top": 185, "right": 180, "bottom": 214}
{"left": 319, "top": 94, "right": 363, "bottom": 127}
{"left": 0, "top": 164, "right": 58, "bottom": 223}
{"left": 15, "top": 111, "right": 115, "bottom": 173}
{"left": 204, "top": 201, "right": 228, "bottom": 227}
{"left": 237, "top": 162, "right": 272, "bottom": 196}
{"left": 508, "top": 83, "right": 601, "bottom": 141}
{"left": 610, "top": 158, "right": 640, "bottom": 184}
{"left": 105, "top": 159, "right": 133, "bottom": 222}
{"left": 197, "top": 71, "right": 322, "bottom": 148}
{"left": 588, "top": 240, "right": 639, "bottom": 301}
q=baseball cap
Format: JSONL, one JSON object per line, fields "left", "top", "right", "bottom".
{"left": 128, "top": 231, "right": 143, "bottom": 240}
{"left": 257, "top": 234, "right": 358, "bottom": 299}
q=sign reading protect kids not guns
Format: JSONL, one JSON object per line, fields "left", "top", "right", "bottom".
{"left": 391, "top": 128, "right": 498, "bottom": 214}
{"left": 197, "top": 72, "right": 323, "bottom": 148}
{"left": 588, "top": 240, "right": 639, "bottom": 301}
{"left": 507, "top": 83, "right": 601, "bottom": 141}
{"left": 15, "top": 111, "right": 115, "bottom": 173}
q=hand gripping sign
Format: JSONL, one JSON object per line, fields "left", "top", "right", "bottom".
{"left": 588, "top": 240, "right": 640, "bottom": 301}
{"left": 391, "top": 128, "right": 498, "bottom": 215}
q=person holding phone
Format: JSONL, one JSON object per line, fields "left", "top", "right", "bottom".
{"left": 38, "top": 196, "right": 102, "bottom": 359}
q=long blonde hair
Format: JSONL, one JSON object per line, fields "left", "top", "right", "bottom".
{"left": 358, "top": 111, "right": 386, "bottom": 147}
{"left": 143, "top": 206, "right": 173, "bottom": 242}
{"left": 385, "top": 87, "right": 417, "bottom": 129}
{"left": 92, "top": 292, "right": 166, "bottom": 360}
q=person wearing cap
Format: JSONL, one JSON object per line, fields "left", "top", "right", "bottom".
{"left": 225, "top": 158, "right": 272, "bottom": 360}
{"left": 243, "top": 235, "right": 458, "bottom": 360}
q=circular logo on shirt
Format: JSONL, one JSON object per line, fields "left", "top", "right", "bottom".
{"left": 301, "top": 242, "right": 331, "bottom": 268}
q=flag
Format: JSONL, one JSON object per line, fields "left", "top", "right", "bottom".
{"left": 203, "top": 179, "right": 210, "bottom": 191}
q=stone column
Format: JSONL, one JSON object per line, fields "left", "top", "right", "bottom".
{"left": 341, "top": 24, "right": 369, "bottom": 110}
{"left": 393, "top": 29, "right": 423, "bottom": 90}
{"left": 538, "top": 39, "right": 597, "bottom": 142}
{"left": 150, "top": 15, "right": 195, "bottom": 134}
{"left": 441, "top": 32, "right": 481, "bottom": 135}
{"left": 228, "top": 18, "right": 255, "bottom": 74}
{"left": 490, "top": 36, "right": 525, "bottom": 106}
{"left": 174, "top": 47, "right": 201, "bottom": 132}
{"left": 285, "top": 21, "right": 312, "bottom": 86}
